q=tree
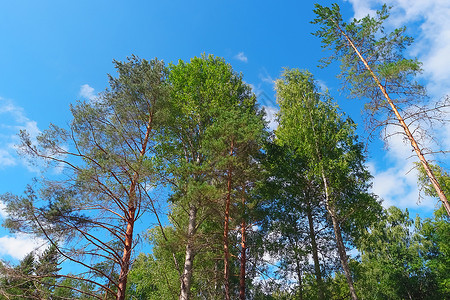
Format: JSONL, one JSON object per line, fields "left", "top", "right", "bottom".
{"left": 355, "top": 206, "right": 446, "bottom": 299}
{"left": 202, "top": 102, "right": 266, "bottom": 300}
{"left": 312, "top": 3, "right": 450, "bottom": 215}
{"left": 1, "top": 56, "right": 169, "bottom": 300}
{"left": 418, "top": 208, "right": 450, "bottom": 296}
{"left": 275, "top": 69, "right": 381, "bottom": 300}
{"left": 126, "top": 226, "right": 182, "bottom": 300}
{"left": 0, "top": 252, "right": 35, "bottom": 299}
{"left": 259, "top": 143, "right": 334, "bottom": 300}
{"left": 0, "top": 245, "right": 66, "bottom": 300}
{"left": 417, "top": 163, "right": 450, "bottom": 201}
{"left": 34, "top": 244, "right": 62, "bottom": 298}
{"left": 165, "top": 54, "right": 266, "bottom": 299}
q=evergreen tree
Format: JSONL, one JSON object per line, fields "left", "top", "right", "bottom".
{"left": 165, "top": 54, "right": 266, "bottom": 299}
{"left": 1, "top": 56, "right": 169, "bottom": 300}
{"left": 312, "top": 3, "right": 450, "bottom": 215}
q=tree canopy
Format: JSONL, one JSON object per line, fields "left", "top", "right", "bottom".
{"left": 0, "top": 4, "right": 448, "bottom": 300}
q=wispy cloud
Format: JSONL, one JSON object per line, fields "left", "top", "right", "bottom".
{"left": 234, "top": 52, "right": 248, "bottom": 63}
{"left": 344, "top": 0, "right": 377, "bottom": 19}
{"left": 0, "top": 233, "right": 47, "bottom": 260}
{"left": 316, "top": 79, "right": 329, "bottom": 93}
{"left": 0, "top": 149, "right": 16, "bottom": 168}
{"left": 0, "top": 98, "right": 41, "bottom": 169}
{"left": 368, "top": 127, "right": 437, "bottom": 211}
{"left": 0, "top": 201, "right": 8, "bottom": 219}
{"left": 248, "top": 83, "right": 278, "bottom": 131}
{"left": 259, "top": 68, "right": 274, "bottom": 85}
{"left": 79, "top": 84, "right": 97, "bottom": 101}
{"left": 262, "top": 105, "right": 279, "bottom": 131}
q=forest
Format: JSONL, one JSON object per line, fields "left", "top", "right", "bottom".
{"left": 0, "top": 3, "right": 449, "bottom": 300}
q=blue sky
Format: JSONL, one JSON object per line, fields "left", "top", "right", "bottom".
{"left": 0, "top": 0, "right": 449, "bottom": 261}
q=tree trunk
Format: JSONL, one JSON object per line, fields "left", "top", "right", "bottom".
{"left": 179, "top": 204, "right": 197, "bottom": 300}
{"left": 293, "top": 253, "right": 304, "bottom": 300}
{"left": 116, "top": 208, "right": 136, "bottom": 300}
{"left": 223, "top": 140, "right": 234, "bottom": 300}
{"left": 330, "top": 208, "right": 357, "bottom": 300}
{"left": 223, "top": 168, "right": 232, "bottom": 300}
{"left": 306, "top": 199, "right": 325, "bottom": 300}
{"left": 307, "top": 97, "right": 358, "bottom": 299}
{"left": 336, "top": 24, "right": 450, "bottom": 216}
{"left": 239, "top": 194, "right": 246, "bottom": 300}
{"left": 117, "top": 112, "right": 155, "bottom": 300}
{"left": 321, "top": 173, "right": 358, "bottom": 300}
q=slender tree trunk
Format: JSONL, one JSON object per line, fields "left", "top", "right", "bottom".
{"left": 306, "top": 97, "right": 358, "bottom": 299}
{"left": 223, "top": 168, "right": 232, "bottom": 300}
{"left": 239, "top": 193, "right": 246, "bottom": 300}
{"left": 180, "top": 204, "right": 197, "bottom": 300}
{"left": 117, "top": 113, "right": 154, "bottom": 300}
{"left": 293, "top": 251, "right": 304, "bottom": 300}
{"left": 336, "top": 24, "right": 450, "bottom": 216}
{"left": 330, "top": 209, "right": 357, "bottom": 300}
{"left": 321, "top": 173, "right": 358, "bottom": 300}
{"left": 223, "top": 140, "right": 234, "bottom": 300}
{"left": 306, "top": 199, "right": 325, "bottom": 300}
{"left": 214, "top": 260, "right": 219, "bottom": 294}
{"left": 117, "top": 208, "right": 136, "bottom": 300}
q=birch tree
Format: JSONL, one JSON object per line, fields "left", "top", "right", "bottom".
{"left": 275, "top": 69, "right": 381, "bottom": 300}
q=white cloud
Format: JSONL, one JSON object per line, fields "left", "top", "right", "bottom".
{"left": 0, "top": 201, "right": 7, "bottom": 219}
{"left": 262, "top": 105, "right": 279, "bottom": 131}
{"left": 248, "top": 83, "right": 262, "bottom": 97}
{"left": 234, "top": 52, "right": 248, "bottom": 63}
{"left": 345, "top": 0, "right": 450, "bottom": 97}
{"left": 369, "top": 130, "right": 437, "bottom": 211}
{"left": 248, "top": 82, "right": 278, "bottom": 131}
{"left": 316, "top": 79, "right": 329, "bottom": 93}
{"left": 0, "top": 98, "right": 41, "bottom": 169}
{"left": 344, "top": 0, "right": 377, "bottom": 19}
{"left": 79, "top": 84, "right": 97, "bottom": 101}
{"left": 259, "top": 68, "right": 274, "bottom": 86}
{"left": 0, "top": 149, "right": 16, "bottom": 167}
{"left": 0, "top": 233, "right": 47, "bottom": 260}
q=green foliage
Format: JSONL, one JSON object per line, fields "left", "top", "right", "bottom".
{"left": 0, "top": 252, "right": 36, "bottom": 299}
{"left": 312, "top": 3, "right": 426, "bottom": 131}
{"left": 355, "top": 206, "right": 449, "bottom": 299}
{"left": 419, "top": 209, "right": 450, "bottom": 295}
{"left": 0, "top": 245, "right": 71, "bottom": 300}
{"left": 1, "top": 56, "right": 170, "bottom": 299}
{"left": 127, "top": 226, "right": 181, "bottom": 300}
{"left": 417, "top": 163, "right": 450, "bottom": 200}
{"left": 258, "top": 142, "right": 336, "bottom": 298}
{"left": 272, "top": 68, "right": 382, "bottom": 300}
{"left": 162, "top": 54, "right": 266, "bottom": 298}
{"left": 1, "top": 49, "right": 447, "bottom": 300}
{"left": 275, "top": 68, "right": 381, "bottom": 242}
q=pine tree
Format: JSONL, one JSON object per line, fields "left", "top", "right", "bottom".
{"left": 1, "top": 56, "right": 169, "bottom": 300}
{"left": 165, "top": 54, "right": 266, "bottom": 299}
{"left": 312, "top": 3, "right": 450, "bottom": 215}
